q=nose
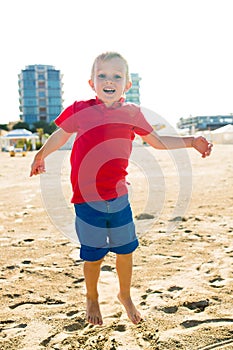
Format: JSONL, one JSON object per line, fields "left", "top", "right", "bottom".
{"left": 105, "top": 76, "right": 113, "bottom": 83}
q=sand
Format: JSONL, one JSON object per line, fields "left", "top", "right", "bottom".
{"left": 0, "top": 144, "right": 233, "bottom": 350}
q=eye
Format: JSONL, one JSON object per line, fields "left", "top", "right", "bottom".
{"left": 98, "top": 73, "right": 106, "bottom": 79}
{"left": 114, "top": 74, "right": 122, "bottom": 80}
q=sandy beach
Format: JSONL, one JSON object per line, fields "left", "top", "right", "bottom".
{"left": 0, "top": 144, "right": 233, "bottom": 349}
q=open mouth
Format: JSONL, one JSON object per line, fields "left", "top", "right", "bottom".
{"left": 103, "top": 88, "right": 116, "bottom": 94}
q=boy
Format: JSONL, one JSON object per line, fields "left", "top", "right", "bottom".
{"left": 30, "top": 52, "right": 212, "bottom": 325}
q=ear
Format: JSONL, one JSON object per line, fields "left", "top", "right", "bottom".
{"left": 124, "top": 81, "right": 132, "bottom": 93}
{"left": 88, "top": 79, "right": 95, "bottom": 91}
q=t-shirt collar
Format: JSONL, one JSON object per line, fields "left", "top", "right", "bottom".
{"left": 95, "top": 96, "right": 125, "bottom": 109}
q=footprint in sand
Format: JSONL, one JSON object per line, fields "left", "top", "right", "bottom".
{"left": 23, "top": 238, "right": 34, "bottom": 243}
{"left": 9, "top": 297, "right": 66, "bottom": 310}
{"left": 209, "top": 276, "right": 225, "bottom": 288}
{"left": 66, "top": 309, "right": 80, "bottom": 317}
{"left": 167, "top": 285, "right": 183, "bottom": 292}
{"left": 183, "top": 299, "right": 210, "bottom": 312}
{"left": 101, "top": 264, "right": 114, "bottom": 272}
{"left": 140, "top": 288, "right": 163, "bottom": 306}
{"left": 133, "top": 320, "right": 159, "bottom": 349}
{"left": 135, "top": 213, "right": 155, "bottom": 220}
{"left": 113, "top": 323, "right": 127, "bottom": 332}
{"left": 197, "top": 338, "right": 233, "bottom": 350}
{"left": 181, "top": 317, "right": 233, "bottom": 329}
{"left": 160, "top": 305, "right": 179, "bottom": 314}
{"left": 63, "top": 318, "right": 87, "bottom": 332}
{"left": 35, "top": 313, "right": 89, "bottom": 348}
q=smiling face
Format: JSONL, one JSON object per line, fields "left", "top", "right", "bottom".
{"left": 89, "top": 55, "right": 132, "bottom": 107}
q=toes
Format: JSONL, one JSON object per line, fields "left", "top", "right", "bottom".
{"left": 87, "top": 315, "right": 103, "bottom": 326}
{"left": 130, "top": 312, "right": 142, "bottom": 324}
{"left": 98, "top": 318, "right": 103, "bottom": 325}
{"left": 135, "top": 314, "right": 142, "bottom": 324}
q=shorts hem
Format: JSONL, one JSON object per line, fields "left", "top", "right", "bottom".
{"left": 80, "top": 239, "right": 139, "bottom": 262}
{"left": 110, "top": 239, "right": 139, "bottom": 255}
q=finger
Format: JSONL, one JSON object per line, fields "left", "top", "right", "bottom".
{"left": 38, "top": 165, "right": 45, "bottom": 173}
{"left": 30, "top": 167, "right": 37, "bottom": 176}
{"left": 207, "top": 145, "right": 213, "bottom": 155}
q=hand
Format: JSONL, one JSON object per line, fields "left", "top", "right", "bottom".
{"left": 192, "top": 136, "right": 213, "bottom": 158}
{"left": 30, "top": 157, "right": 45, "bottom": 176}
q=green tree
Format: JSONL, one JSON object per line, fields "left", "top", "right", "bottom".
{"left": 32, "top": 121, "right": 57, "bottom": 135}
{"left": 0, "top": 124, "right": 9, "bottom": 131}
{"left": 12, "top": 121, "right": 30, "bottom": 130}
{"left": 32, "top": 121, "right": 48, "bottom": 134}
{"left": 48, "top": 121, "right": 57, "bottom": 134}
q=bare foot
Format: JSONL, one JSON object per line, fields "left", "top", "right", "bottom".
{"left": 86, "top": 298, "right": 103, "bottom": 325}
{"left": 117, "top": 293, "right": 142, "bottom": 324}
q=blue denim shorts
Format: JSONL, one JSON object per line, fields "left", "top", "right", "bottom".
{"left": 74, "top": 194, "right": 138, "bottom": 261}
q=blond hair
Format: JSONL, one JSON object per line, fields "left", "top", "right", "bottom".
{"left": 90, "top": 52, "right": 130, "bottom": 82}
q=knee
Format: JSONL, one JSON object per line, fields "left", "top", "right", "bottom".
{"left": 85, "top": 257, "right": 105, "bottom": 266}
{"left": 116, "top": 252, "right": 133, "bottom": 261}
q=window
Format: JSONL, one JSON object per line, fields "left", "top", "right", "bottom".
{"left": 224, "top": 117, "right": 233, "bottom": 123}
{"left": 24, "top": 114, "right": 37, "bottom": 123}
{"left": 47, "top": 71, "right": 59, "bottom": 80}
{"left": 38, "top": 81, "right": 45, "bottom": 88}
{"left": 49, "top": 106, "right": 61, "bottom": 114}
{"left": 38, "top": 73, "right": 45, "bottom": 80}
{"left": 37, "top": 65, "right": 45, "bottom": 70}
{"left": 39, "top": 99, "right": 46, "bottom": 106}
{"left": 48, "top": 97, "right": 62, "bottom": 105}
{"left": 24, "top": 98, "right": 37, "bottom": 106}
{"left": 47, "top": 89, "right": 61, "bottom": 98}
{"left": 24, "top": 90, "right": 36, "bottom": 97}
{"left": 23, "top": 71, "right": 35, "bottom": 80}
{"left": 23, "top": 80, "right": 36, "bottom": 87}
{"left": 24, "top": 107, "right": 37, "bottom": 114}
{"left": 39, "top": 91, "right": 46, "bottom": 97}
{"left": 48, "top": 81, "right": 60, "bottom": 89}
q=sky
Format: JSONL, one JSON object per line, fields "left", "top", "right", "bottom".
{"left": 1, "top": 0, "right": 233, "bottom": 127}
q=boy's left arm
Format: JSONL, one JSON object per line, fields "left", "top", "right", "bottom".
{"left": 141, "top": 131, "right": 213, "bottom": 158}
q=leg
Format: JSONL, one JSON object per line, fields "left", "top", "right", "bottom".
{"left": 83, "top": 258, "right": 104, "bottom": 325}
{"left": 116, "top": 253, "right": 142, "bottom": 324}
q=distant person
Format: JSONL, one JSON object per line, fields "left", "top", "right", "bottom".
{"left": 30, "top": 52, "right": 212, "bottom": 325}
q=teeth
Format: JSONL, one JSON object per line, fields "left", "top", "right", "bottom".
{"left": 103, "top": 88, "right": 115, "bottom": 94}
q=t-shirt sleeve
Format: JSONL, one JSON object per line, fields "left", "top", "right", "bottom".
{"left": 133, "top": 109, "right": 153, "bottom": 136}
{"left": 55, "top": 102, "right": 77, "bottom": 133}
{"left": 55, "top": 101, "right": 89, "bottom": 133}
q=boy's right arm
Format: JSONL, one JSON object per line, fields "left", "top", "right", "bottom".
{"left": 30, "top": 128, "right": 73, "bottom": 176}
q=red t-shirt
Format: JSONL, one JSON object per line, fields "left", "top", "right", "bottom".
{"left": 55, "top": 97, "right": 153, "bottom": 203}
